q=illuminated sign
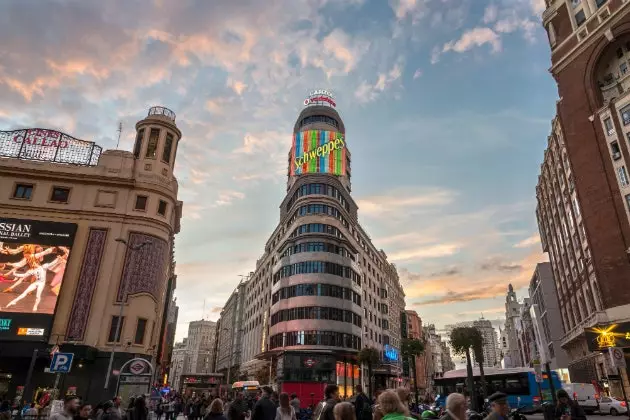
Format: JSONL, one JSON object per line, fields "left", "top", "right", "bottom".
{"left": 384, "top": 344, "right": 399, "bottom": 362}
{"left": 17, "top": 327, "right": 45, "bottom": 336}
{"left": 585, "top": 323, "right": 630, "bottom": 351}
{"left": 0, "top": 128, "right": 102, "bottom": 166}
{"left": 0, "top": 319, "right": 11, "bottom": 331}
{"left": 290, "top": 130, "right": 347, "bottom": 176}
{"left": 304, "top": 90, "right": 336, "bottom": 108}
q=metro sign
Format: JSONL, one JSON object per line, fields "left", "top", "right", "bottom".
{"left": 129, "top": 360, "right": 148, "bottom": 375}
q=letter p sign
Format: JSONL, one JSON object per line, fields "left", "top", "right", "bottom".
{"left": 50, "top": 352, "right": 74, "bottom": 373}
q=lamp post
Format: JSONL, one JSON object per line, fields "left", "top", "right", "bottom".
{"left": 104, "top": 238, "right": 151, "bottom": 390}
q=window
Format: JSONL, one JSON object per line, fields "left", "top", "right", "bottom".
{"left": 604, "top": 117, "right": 615, "bottom": 135}
{"left": 596, "top": 0, "right": 608, "bottom": 8}
{"left": 134, "top": 318, "right": 148, "bottom": 344}
{"left": 162, "top": 133, "right": 174, "bottom": 164}
{"left": 571, "top": 0, "right": 581, "bottom": 7}
{"left": 13, "top": 184, "right": 33, "bottom": 200}
{"left": 618, "top": 166, "right": 629, "bottom": 186}
{"left": 108, "top": 316, "right": 125, "bottom": 342}
{"left": 50, "top": 187, "right": 70, "bottom": 203}
{"left": 611, "top": 141, "right": 621, "bottom": 159}
{"left": 621, "top": 105, "right": 630, "bottom": 125}
{"left": 158, "top": 200, "right": 167, "bottom": 216}
{"left": 133, "top": 129, "right": 145, "bottom": 158}
{"left": 625, "top": 194, "right": 630, "bottom": 211}
{"left": 135, "top": 195, "right": 148, "bottom": 211}
{"left": 146, "top": 128, "right": 160, "bottom": 158}
{"left": 575, "top": 10, "right": 586, "bottom": 26}
{"left": 621, "top": 62, "right": 628, "bottom": 76}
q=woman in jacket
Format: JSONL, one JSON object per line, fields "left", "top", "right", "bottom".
{"left": 205, "top": 399, "right": 227, "bottom": 420}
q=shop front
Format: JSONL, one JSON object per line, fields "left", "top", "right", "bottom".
{"left": 276, "top": 352, "right": 360, "bottom": 407}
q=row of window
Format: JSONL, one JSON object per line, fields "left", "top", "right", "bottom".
{"left": 269, "top": 331, "right": 362, "bottom": 350}
{"left": 573, "top": 0, "right": 607, "bottom": 28}
{"left": 133, "top": 128, "right": 176, "bottom": 164}
{"left": 286, "top": 183, "right": 350, "bottom": 212}
{"left": 290, "top": 223, "right": 346, "bottom": 240}
{"left": 12, "top": 183, "right": 169, "bottom": 216}
{"left": 273, "top": 261, "right": 361, "bottom": 285}
{"left": 272, "top": 283, "right": 362, "bottom": 305}
{"left": 270, "top": 306, "right": 362, "bottom": 327}
{"left": 288, "top": 203, "right": 349, "bottom": 228}
{"left": 281, "top": 241, "right": 353, "bottom": 259}
{"left": 297, "top": 115, "right": 340, "bottom": 130}
{"left": 108, "top": 315, "right": 148, "bottom": 345}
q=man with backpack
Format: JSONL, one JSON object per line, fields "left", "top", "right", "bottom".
{"left": 313, "top": 385, "right": 339, "bottom": 420}
{"left": 353, "top": 386, "right": 372, "bottom": 420}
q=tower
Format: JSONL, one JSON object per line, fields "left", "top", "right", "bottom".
{"left": 133, "top": 106, "right": 182, "bottom": 180}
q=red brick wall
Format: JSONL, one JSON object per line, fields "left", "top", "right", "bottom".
{"left": 552, "top": 16, "right": 630, "bottom": 310}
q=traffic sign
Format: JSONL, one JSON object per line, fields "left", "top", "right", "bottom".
{"left": 609, "top": 347, "right": 626, "bottom": 369}
{"left": 50, "top": 352, "right": 74, "bottom": 373}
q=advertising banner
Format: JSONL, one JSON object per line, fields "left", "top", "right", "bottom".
{"left": 0, "top": 218, "right": 77, "bottom": 341}
{"left": 585, "top": 323, "right": 630, "bottom": 351}
{"left": 290, "top": 130, "right": 347, "bottom": 176}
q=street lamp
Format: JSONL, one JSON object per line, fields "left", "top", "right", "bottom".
{"left": 104, "top": 238, "right": 152, "bottom": 390}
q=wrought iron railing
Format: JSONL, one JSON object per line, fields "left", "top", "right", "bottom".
{"left": 148, "top": 106, "right": 176, "bottom": 122}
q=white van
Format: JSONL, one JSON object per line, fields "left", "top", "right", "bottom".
{"left": 562, "top": 383, "right": 599, "bottom": 413}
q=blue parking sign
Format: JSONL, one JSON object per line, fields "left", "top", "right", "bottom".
{"left": 50, "top": 353, "right": 74, "bottom": 373}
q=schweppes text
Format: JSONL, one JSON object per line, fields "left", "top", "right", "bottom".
{"left": 294, "top": 137, "right": 346, "bottom": 169}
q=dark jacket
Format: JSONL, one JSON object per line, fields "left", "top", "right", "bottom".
{"left": 354, "top": 393, "right": 372, "bottom": 420}
{"left": 554, "top": 401, "right": 587, "bottom": 420}
{"left": 253, "top": 397, "right": 277, "bottom": 420}
{"left": 319, "top": 399, "right": 337, "bottom": 420}
{"left": 229, "top": 400, "right": 249, "bottom": 420}
{"left": 482, "top": 411, "right": 504, "bottom": 420}
{"left": 205, "top": 412, "right": 228, "bottom": 420}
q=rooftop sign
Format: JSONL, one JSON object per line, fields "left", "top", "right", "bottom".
{"left": 0, "top": 128, "right": 102, "bottom": 166}
{"left": 304, "top": 89, "right": 336, "bottom": 108}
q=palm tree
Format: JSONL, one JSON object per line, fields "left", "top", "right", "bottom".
{"left": 450, "top": 327, "right": 478, "bottom": 410}
{"left": 401, "top": 338, "right": 425, "bottom": 405}
{"left": 470, "top": 330, "right": 488, "bottom": 401}
{"left": 358, "top": 347, "right": 380, "bottom": 400}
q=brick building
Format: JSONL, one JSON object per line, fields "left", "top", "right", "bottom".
{"left": 537, "top": 0, "right": 630, "bottom": 386}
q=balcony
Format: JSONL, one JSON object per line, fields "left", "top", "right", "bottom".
{"left": 148, "top": 106, "right": 177, "bottom": 122}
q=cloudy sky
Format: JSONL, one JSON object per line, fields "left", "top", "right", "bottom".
{"left": 0, "top": 0, "right": 555, "bottom": 341}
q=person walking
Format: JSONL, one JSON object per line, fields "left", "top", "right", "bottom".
{"left": 252, "top": 387, "right": 276, "bottom": 420}
{"left": 314, "top": 385, "right": 339, "bottom": 420}
{"left": 553, "top": 390, "right": 586, "bottom": 420}
{"left": 128, "top": 397, "right": 148, "bottom": 420}
{"left": 51, "top": 396, "right": 80, "bottom": 420}
{"left": 333, "top": 402, "right": 356, "bottom": 420}
{"left": 205, "top": 400, "right": 228, "bottom": 420}
{"left": 229, "top": 393, "right": 250, "bottom": 420}
{"left": 274, "top": 393, "right": 296, "bottom": 420}
{"left": 76, "top": 404, "right": 93, "bottom": 420}
{"left": 353, "top": 385, "right": 372, "bottom": 420}
{"left": 439, "top": 394, "right": 466, "bottom": 420}
{"left": 289, "top": 395, "right": 300, "bottom": 413}
{"left": 376, "top": 391, "right": 415, "bottom": 420}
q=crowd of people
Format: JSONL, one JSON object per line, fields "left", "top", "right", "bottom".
{"left": 0, "top": 384, "right": 587, "bottom": 420}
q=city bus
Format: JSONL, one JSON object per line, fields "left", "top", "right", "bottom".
{"left": 434, "top": 367, "right": 563, "bottom": 413}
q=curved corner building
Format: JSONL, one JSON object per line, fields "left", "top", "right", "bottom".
{"left": 237, "top": 92, "right": 406, "bottom": 401}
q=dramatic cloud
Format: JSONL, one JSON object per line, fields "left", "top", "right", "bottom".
{"left": 514, "top": 233, "right": 541, "bottom": 248}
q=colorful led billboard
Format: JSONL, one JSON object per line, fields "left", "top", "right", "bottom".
{"left": 0, "top": 218, "right": 77, "bottom": 340}
{"left": 290, "top": 130, "right": 347, "bottom": 176}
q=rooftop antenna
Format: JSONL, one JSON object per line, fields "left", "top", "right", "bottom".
{"left": 115, "top": 121, "right": 123, "bottom": 149}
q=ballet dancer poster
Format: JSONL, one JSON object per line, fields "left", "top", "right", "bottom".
{"left": 0, "top": 217, "right": 77, "bottom": 316}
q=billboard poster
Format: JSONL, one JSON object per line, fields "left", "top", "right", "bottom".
{"left": 0, "top": 218, "right": 77, "bottom": 341}
{"left": 290, "top": 130, "right": 347, "bottom": 176}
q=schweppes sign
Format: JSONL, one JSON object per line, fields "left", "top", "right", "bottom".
{"left": 291, "top": 130, "right": 347, "bottom": 176}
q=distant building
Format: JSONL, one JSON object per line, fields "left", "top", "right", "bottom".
{"left": 404, "top": 310, "right": 429, "bottom": 392}
{"left": 502, "top": 285, "right": 523, "bottom": 368}
{"left": 528, "top": 263, "right": 570, "bottom": 380}
{"left": 170, "top": 341, "right": 189, "bottom": 390}
{"left": 444, "top": 319, "right": 499, "bottom": 368}
{"left": 187, "top": 320, "right": 217, "bottom": 373}
{"left": 215, "top": 279, "right": 249, "bottom": 384}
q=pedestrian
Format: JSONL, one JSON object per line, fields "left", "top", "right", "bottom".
{"left": 51, "top": 396, "right": 80, "bottom": 420}
{"left": 353, "top": 385, "right": 372, "bottom": 420}
{"left": 229, "top": 393, "right": 250, "bottom": 420}
{"left": 93, "top": 403, "right": 105, "bottom": 420}
{"left": 113, "top": 397, "right": 125, "bottom": 420}
{"left": 128, "top": 397, "right": 148, "bottom": 420}
{"left": 376, "top": 391, "right": 414, "bottom": 420}
{"left": 333, "top": 402, "right": 356, "bottom": 420}
{"left": 252, "top": 387, "right": 276, "bottom": 420}
{"left": 205, "top": 399, "right": 228, "bottom": 420}
{"left": 274, "top": 393, "right": 296, "bottom": 420}
{"left": 554, "top": 390, "right": 586, "bottom": 420}
{"left": 439, "top": 393, "right": 466, "bottom": 420}
{"left": 289, "top": 394, "right": 300, "bottom": 413}
{"left": 313, "top": 384, "right": 339, "bottom": 420}
{"left": 0, "top": 401, "right": 11, "bottom": 420}
{"left": 271, "top": 393, "right": 279, "bottom": 408}
{"left": 76, "top": 404, "right": 93, "bottom": 420}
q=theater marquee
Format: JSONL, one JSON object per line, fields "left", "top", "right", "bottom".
{"left": 0, "top": 128, "right": 102, "bottom": 166}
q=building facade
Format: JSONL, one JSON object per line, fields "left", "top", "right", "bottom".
{"left": 0, "top": 107, "right": 183, "bottom": 403}
{"left": 502, "top": 285, "right": 524, "bottom": 368}
{"left": 538, "top": 0, "right": 630, "bottom": 389}
{"left": 444, "top": 320, "right": 499, "bottom": 368}
{"left": 170, "top": 341, "right": 189, "bottom": 390}
{"left": 528, "top": 262, "right": 569, "bottom": 376}
{"left": 215, "top": 280, "right": 248, "bottom": 384}
{"left": 404, "top": 310, "right": 429, "bottom": 392}
{"left": 186, "top": 320, "right": 217, "bottom": 374}
{"left": 232, "top": 91, "right": 406, "bottom": 403}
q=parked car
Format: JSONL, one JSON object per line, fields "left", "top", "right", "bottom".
{"left": 598, "top": 396, "right": 628, "bottom": 416}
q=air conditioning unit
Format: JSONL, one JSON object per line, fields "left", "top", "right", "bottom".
{"left": 613, "top": 152, "right": 622, "bottom": 160}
